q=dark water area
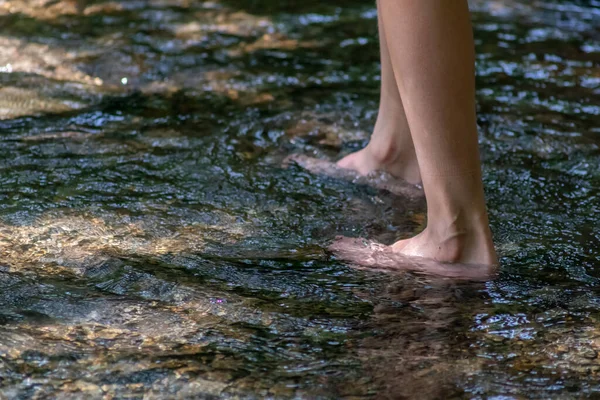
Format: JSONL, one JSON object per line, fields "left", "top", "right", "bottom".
{"left": 0, "top": 0, "right": 599, "bottom": 398}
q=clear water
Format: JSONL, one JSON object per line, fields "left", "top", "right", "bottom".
{"left": 0, "top": 0, "right": 599, "bottom": 398}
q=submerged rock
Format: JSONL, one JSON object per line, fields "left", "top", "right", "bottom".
{"left": 0, "top": 87, "right": 87, "bottom": 119}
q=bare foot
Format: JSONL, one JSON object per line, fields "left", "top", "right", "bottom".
{"left": 285, "top": 153, "right": 496, "bottom": 265}
{"left": 284, "top": 153, "right": 424, "bottom": 200}
{"left": 337, "top": 130, "right": 422, "bottom": 185}
{"left": 392, "top": 224, "right": 497, "bottom": 266}
{"left": 329, "top": 236, "right": 497, "bottom": 280}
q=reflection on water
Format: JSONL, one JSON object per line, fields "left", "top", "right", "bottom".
{"left": 0, "top": 0, "right": 599, "bottom": 398}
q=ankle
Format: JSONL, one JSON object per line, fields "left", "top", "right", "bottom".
{"left": 366, "top": 135, "right": 402, "bottom": 166}
{"left": 426, "top": 208, "right": 489, "bottom": 238}
{"left": 367, "top": 114, "right": 413, "bottom": 164}
{"left": 366, "top": 125, "right": 421, "bottom": 180}
{"left": 425, "top": 211, "right": 495, "bottom": 261}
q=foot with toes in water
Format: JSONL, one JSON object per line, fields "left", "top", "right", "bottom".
{"left": 288, "top": 0, "right": 498, "bottom": 272}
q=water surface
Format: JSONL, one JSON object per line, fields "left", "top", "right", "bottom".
{"left": 0, "top": 0, "right": 599, "bottom": 398}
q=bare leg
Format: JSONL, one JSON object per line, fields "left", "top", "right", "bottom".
{"left": 378, "top": 0, "right": 497, "bottom": 265}
{"left": 337, "top": 0, "right": 421, "bottom": 185}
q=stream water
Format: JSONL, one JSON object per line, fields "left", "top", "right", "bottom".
{"left": 0, "top": 0, "right": 599, "bottom": 398}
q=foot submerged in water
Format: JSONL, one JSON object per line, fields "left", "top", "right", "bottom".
{"left": 391, "top": 223, "right": 497, "bottom": 266}
{"left": 329, "top": 236, "right": 498, "bottom": 280}
{"left": 286, "top": 151, "right": 497, "bottom": 270}
{"left": 284, "top": 153, "right": 424, "bottom": 200}
{"left": 336, "top": 141, "right": 422, "bottom": 185}
{"left": 286, "top": 152, "right": 497, "bottom": 269}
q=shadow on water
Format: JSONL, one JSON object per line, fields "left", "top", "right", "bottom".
{"left": 0, "top": 0, "right": 599, "bottom": 398}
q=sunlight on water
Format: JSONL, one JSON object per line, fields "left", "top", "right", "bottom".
{"left": 0, "top": 0, "right": 598, "bottom": 398}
